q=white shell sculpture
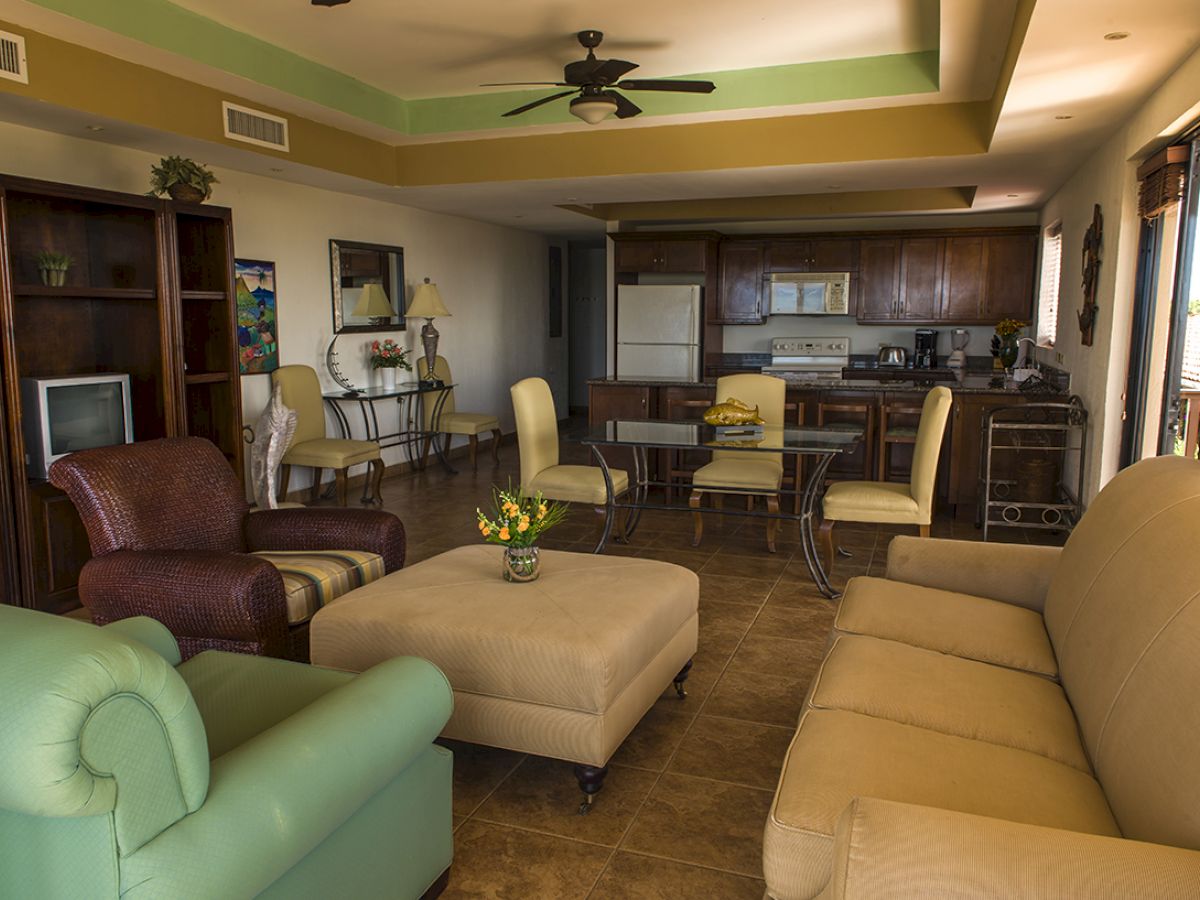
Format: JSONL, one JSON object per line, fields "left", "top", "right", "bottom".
{"left": 250, "top": 384, "right": 297, "bottom": 510}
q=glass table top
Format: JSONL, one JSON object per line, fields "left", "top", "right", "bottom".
{"left": 323, "top": 381, "right": 454, "bottom": 400}
{"left": 568, "top": 419, "right": 863, "bottom": 454}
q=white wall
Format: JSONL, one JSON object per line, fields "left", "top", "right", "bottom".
{"left": 1035, "top": 46, "right": 1200, "bottom": 502}
{"left": 0, "top": 120, "right": 562, "bottom": 490}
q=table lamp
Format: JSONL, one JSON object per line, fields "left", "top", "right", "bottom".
{"left": 408, "top": 277, "right": 450, "bottom": 382}
{"left": 352, "top": 282, "right": 395, "bottom": 327}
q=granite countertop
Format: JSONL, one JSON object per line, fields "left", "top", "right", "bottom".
{"left": 589, "top": 373, "right": 1066, "bottom": 396}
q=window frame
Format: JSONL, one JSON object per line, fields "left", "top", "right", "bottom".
{"left": 1036, "top": 220, "right": 1063, "bottom": 348}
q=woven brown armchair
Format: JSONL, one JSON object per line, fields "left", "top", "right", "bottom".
{"left": 49, "top": 437, "right": 405, "bottom": 661}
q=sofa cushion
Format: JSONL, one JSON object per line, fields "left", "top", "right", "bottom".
{"left": 254, "top": 550, "right": 386, "bottom": 624}
{"left": 763, "top": 709, "right": 1120, "bottom": 900}
{"left": 834, "top": 576, "right": 1057, "bottom": 678}
{"left": 809, "top": 634, "right": 1090, "bottom": 772}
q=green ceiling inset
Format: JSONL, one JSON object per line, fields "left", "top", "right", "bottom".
{"left": 29, "top": 0, "right": 941, "bottom": 137}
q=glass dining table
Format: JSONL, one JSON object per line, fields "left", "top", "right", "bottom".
{"left": 567, "top": 419, "right": 864, "bottom": 598}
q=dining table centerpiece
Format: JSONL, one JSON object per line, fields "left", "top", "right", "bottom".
{"left": 476, "top": 485, "right": 568, "bottom": 582}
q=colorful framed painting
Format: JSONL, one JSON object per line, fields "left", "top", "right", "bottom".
{"left": 235, "top": 258, "right": 279, "bottom": 375}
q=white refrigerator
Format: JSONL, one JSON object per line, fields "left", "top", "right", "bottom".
{"left": 616, "top": 285, "right": 702, "bottom": 380}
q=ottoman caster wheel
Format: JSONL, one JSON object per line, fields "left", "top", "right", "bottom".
{"left": 672, "top": 659, "right": 693, "bottom": 700}
{"left": 574, "top": 764, "right": 607, "bottom": 816}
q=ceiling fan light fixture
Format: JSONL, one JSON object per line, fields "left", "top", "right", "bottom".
{"left": 570, "top": 95, "right": 618, "bottom": 125}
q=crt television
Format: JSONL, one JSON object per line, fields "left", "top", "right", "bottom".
{"left": 20, "top": 373, "right": 134, "bottom": 479}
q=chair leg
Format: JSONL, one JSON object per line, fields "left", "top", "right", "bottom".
{"left": 745, "top": 494, "right": 754, "bottom": 512}
{"left": 818, "top": 519, "right": 836, "bottom": 573}
{"left": 309, "top": 468, "right": 323, "bottom": 503}
{"left": 919, "top": 523, "right": 931, "bottom": 538}
{"left": 689, "top": 489, "right": 704, "bottom": 547}
{"left": 335, "top": 468, "right": 348, "bottom": 507}
{"left": 420, "top": 436, "right": 432, "bottom": 470}
{"left": 468, "top": 434, "right": 478, "bottom": 470}
{"left": 277, "top": 464, "right": 291, "bottom": 504}
{"left": 369, "top": 458, "right": 385, "bottom": 505}
{"left": 491, "top": 428, "right": 502, "bottom": 464}
{"left": 766, "top": 495, "right": 780, "bottom": 553}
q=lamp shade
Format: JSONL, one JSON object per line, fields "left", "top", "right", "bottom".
{"left": 351, "top": 282, "right": 395, "bottom": 318}
{"left": 408, "top": 280, "right": 451, "bottom": 318}
{"left": 569, "top": 95, "right": 617, "bottom": 124}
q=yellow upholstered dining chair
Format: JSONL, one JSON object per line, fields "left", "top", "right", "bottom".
{"left": 510, "top": 377, "right": 629, "bottom": 522}
{"left": 271, "top": 365, "right": 384, "bottom": 506}
{"left": 419, "top": 356, "right": 502, "bottom": 469}
{"left": 689, "top": 373, "right": 788, "bottom": 552}
{"left": 817, "top": 385, "right": 953, "bottom": 570}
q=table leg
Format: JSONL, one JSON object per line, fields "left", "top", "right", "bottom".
{"left": 622, "top": 445, "right": 648, "bottom": 541}
{"left": 799, "top": 453, "right": 839, "bottom": 600}
{"left": 427, "top": 389, "right": 458, "bottom": 475}
{"left": 590, "top": 445, "right": 617, "bottom": 554}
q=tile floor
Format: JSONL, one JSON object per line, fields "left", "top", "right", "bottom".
{"left": 370, "top": 428, "right": 1064, "bottom": 899}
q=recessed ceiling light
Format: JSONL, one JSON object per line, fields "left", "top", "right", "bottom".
{"left": 85, "top": 125, "right": 105, "bottom": 132}
{"left": 826, "top": 184, "right": 842, "bottom": 190}
{"left": 1055, "top": 115, "right": 1074, "bottom": 120}
{"left": 269, "top": 167, "right": 284, "bottom": 173}
{"left": 1103, "top": 31, "right": 1130, "bottom": 41}
{"left": 1007, "top": 193, "right": 1019, "bottom": 198}
{"left": 514, "top": 214, "right": 525, "bottom": 219}
{"left": 564, "top": 197, "right": 579, "bottom": 202}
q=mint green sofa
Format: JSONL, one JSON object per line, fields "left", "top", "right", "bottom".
{"left": 0, "top": 605, "right": 454, "bottom": 899}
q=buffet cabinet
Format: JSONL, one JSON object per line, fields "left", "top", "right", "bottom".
{"left": 589, "top": 381, "right": 1034, "bottom": 516}
{"left": 0, "top": 174, "right": 244, "bottom": 612}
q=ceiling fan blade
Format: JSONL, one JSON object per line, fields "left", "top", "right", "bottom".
{"left": 501, "top": 90, "right": 578, "bottom": 117}
{"left": 611, "top": 91, "right": 642, "bottom": 119}
{"left": 589, "top": 58, "right": 639, "bottom": 84}
{"left": 480, "top": 82, "right": 570, "bottom": 87}
{"left": 616, "top": 79, "right": 716, "bottom": 94}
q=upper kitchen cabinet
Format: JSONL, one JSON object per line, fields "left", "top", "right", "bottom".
{"left": 715, "top": 241, "right": 765, "bottom": 324}
{"left": 765, "top": 239, "right": 858, "bottom": 273}
{"left": 612, "top": 235, "right": 712, "bottom": 274}
{"left": 897, "top": 238, "right": 945, "bottom": 321}
{"left": 855, "top": 239, "right": 901, "bottom": 321}
{"left": 940, "top": 236, "right": 987, "bottom": 321}
{"left": 982, "top": 234, "right": 1038, "bottom": 320}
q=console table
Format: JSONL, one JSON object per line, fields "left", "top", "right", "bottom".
{"left": 323, "top": 381, "right": 458, "bottom": 477}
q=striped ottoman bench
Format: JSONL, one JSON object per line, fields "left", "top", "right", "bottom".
{"left": 310, "top": 545, "right": 698, "bottom": 810}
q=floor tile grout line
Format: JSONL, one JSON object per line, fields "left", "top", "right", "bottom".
{"left": 616, "top": 847, "right": 769, "bottom": 883}
{"left": 456, "top": 751, "right": 528, "bottom": 823}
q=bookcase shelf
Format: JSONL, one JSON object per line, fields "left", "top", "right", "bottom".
{"left": 184, "top": 371, "right": 231, "bottom": 385}
{"left": 180, "top": 290, "right": 228, "bottom": 301}
{"left": 15, "top": 285, "right": 157, "bottom": 300}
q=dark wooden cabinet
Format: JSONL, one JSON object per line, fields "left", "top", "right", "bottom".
{"left": 948, "top": 393, "right": 1033, "bottom": 511}
{"left": 856, "top": 239, "right": 901, "bottom": 321}
{"left": 588, "top": 383, "right": 654, "bottom": 476}
{"left": 613, "top": 237, "right": 708, "bottom": 273}
{"left": 897, "top": 238, "right": 944, "bottom": 321}
{"left": 940, "top": 236, "right": 986, "bottom": 321}
{"left": 0, "top": 174, "right": 244, "bottom": 612}
{"left": 766, "top": 239, "right": 857, "bottom": 273}
{"left": 983, "top": 234, "right": 1038, "bottom": 320}
{"left": 715, "top": 242, "right": 765, "bottom": 324}
{"left": 661, "top": 385, "right": 715, "bottom": 500}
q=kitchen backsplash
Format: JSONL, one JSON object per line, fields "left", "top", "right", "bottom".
{"left": 722, "top": 315, "right": 1000, "bottom": 361}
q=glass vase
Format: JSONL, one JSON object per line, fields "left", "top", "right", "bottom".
{"left": 502, "top": 545, "right": 540, "bottom": 583}
{"left": 999, "top": 337, "right": 1019, "bottom": 369}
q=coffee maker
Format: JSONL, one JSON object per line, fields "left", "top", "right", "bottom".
{"left": 914, "top": 329, "right": 938, "bottom": 369}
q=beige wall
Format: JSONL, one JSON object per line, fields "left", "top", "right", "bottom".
{"left": 0, "top": 121, "right": 562, "bottom": 491}
{"left": 1036, "top": 46, "right": 1200, "bottom": 502}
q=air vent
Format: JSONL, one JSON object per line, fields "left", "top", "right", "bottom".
{"left": 222, "top": 101, "right": 289, "bottom": 151}
{"left": 0, "top": 31, "right": 28, "bottom": 84}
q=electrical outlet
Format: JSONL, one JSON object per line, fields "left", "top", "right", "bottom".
{"left": 1055, "top": 351, "right": 1064, "bottom": 364}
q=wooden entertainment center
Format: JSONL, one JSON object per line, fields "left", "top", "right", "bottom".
{"left": 0, "top": 174, "right": 244, "bottom": 613}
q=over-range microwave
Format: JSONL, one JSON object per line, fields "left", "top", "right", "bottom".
{"left": 767, "top": 272, "right": 851, "bottom": 315}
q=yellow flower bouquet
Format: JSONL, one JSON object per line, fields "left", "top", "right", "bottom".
{"left": 476, "top": 485, "right": 568, "bottom": 581}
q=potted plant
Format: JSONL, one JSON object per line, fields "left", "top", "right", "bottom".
{"left": 991, "top": 318, "right": 1027, "bottom": 370}
{"left": 368, "top": 338, "right": 411, "bottom": 390}
{"left": 476, "top": 486, "right": 568, "bottom": 582}
{"left": 36, "top": 251, "right": 72, "bottom": 287}
{"left": 148, "top": 156, "right": 218, "bottom": 203}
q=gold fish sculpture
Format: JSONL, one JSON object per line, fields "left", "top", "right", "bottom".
{"left": 703, "top": 397, "right": 765, "bottom": 426}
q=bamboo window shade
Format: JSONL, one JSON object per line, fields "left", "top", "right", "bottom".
{"left": 1137, "top": 145, "right": 1189, "bottom": 219}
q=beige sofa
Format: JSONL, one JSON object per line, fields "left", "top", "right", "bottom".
{"left": 765, "top": 455, "right": 1200, "bottom": 899}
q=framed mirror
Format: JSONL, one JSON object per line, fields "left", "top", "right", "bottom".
{"left": 330, "top": 239, "right": 406, "bottom": 333}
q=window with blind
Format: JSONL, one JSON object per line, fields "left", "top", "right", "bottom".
{"left": 1037, "top": 222, "right": 1063, "bottom": 347}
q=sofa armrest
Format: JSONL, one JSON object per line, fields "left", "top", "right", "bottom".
{"left": 122, "top": 655, "right": 453, "bottom": 897}
{"left": 80, "top": 550, "right": 289, "bottom": 658}
{"left": 245, "top": 507, "right": 406, "bottom": 573}
{"left": 885, "top": 536, "right": 1062, "bottom": 611}
{"left": 101, "top": 615, "right": 182, "bottom": 666}
{"left": 821, "top": 798, "right": 1200, "bottom": 900}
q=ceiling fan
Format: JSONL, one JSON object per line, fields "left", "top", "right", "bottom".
{"left": 481, "top": 30, "right": 716, "bottom": 124}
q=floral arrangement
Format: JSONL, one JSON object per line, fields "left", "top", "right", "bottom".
{"left": 369, "top": 339, "right": 411, "bottom": 370}
{"left": 476, "top": 485, "right": 567, "bottom": 548}
{"left": 994, "top": 318, "right": 1027, "bottom": 339}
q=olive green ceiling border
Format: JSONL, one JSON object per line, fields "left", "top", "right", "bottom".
{"left": 562, "top": 186, "right": 977, "bottom": 222}
{"left": 0, "top": 19, "right": 397, "bottom": 185}
{"left": 26, "top": 0, "right": 940, "bottom": 136}
{"left": 24, "top": 0, "right": 408, "bottom": 132}
{"left": 405, "top": 51, "right": 939, "bottom": 135}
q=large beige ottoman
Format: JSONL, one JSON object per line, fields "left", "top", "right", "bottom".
{"left": 310, "top": 544, "right": 698, "bottom": 809}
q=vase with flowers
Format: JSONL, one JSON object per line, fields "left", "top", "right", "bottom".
{"left": 476, "top": 485, "right": 568, "bottom": 582}
{"left": 991, "top": 318, "right": 1027, "bottom": 370}
{"left": 369, "top": 338, "right": 410, "bottom": 390}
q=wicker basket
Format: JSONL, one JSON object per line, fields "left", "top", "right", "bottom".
{"left": 1016, "top": 456, "right": 1058, "bottom": 504}
{"left": 167, "top": 183, "right": 206, "bottom": 203}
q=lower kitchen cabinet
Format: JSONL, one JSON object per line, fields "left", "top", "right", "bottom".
{"left": 587, "top": 383, "right": 654, "bottom": 481}
{"left": 948, "top": 393, "right": 1033, "bottom": 512}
